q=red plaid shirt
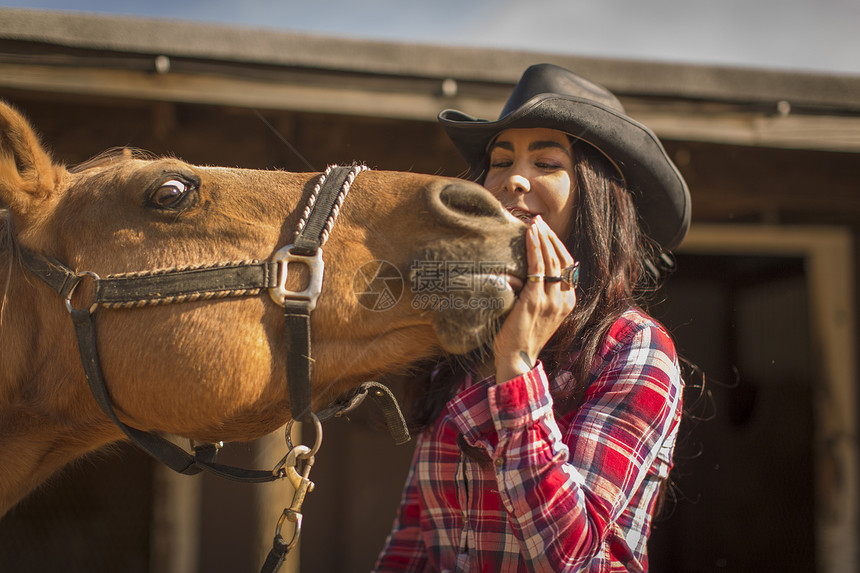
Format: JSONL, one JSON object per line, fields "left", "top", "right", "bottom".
{"left": 375, "top": 309, "right": 682, "bottom": 572}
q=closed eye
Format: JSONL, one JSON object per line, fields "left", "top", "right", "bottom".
{"left": 536, "top": 161, "right": 563, "bottom": 170}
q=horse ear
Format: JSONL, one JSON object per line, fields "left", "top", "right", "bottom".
{"left": 0, "top": 100, "right": 62, "bottom": 221}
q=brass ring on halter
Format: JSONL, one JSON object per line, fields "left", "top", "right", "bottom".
{"left": 544, "top": 262, "right": 581, "bottom": 290}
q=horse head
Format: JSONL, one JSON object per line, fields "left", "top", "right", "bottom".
{"left": 0, "top": 100, "right": 525, "bottom": 512}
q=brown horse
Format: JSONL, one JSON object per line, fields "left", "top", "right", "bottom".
{"left": 0, "top": 101, "right": 526, "bottom": 515}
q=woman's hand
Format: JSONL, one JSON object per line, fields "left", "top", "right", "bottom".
{"left": 493, "top": 216, "right": 578, "bottom": 383}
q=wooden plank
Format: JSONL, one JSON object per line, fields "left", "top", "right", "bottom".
{"left": 639, "top": 110, "right": 860, "bottom": 153}
{"left": 3, "top": 62, "right": 860, "bottom": 152}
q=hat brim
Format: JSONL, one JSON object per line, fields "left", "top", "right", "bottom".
{"left": 438, "top": 94, "right": 691, "bottom": 250}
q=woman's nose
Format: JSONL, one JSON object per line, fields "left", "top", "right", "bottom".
{"left": 504, "top": 173, "right": 530, "bottom": 194}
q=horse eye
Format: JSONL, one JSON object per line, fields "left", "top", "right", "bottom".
{"left": 151, "top": 179, "right": 188, "bottom": 208}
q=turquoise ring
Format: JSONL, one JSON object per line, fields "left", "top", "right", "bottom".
{"left": 544, "top": 262, "right": 581, "bottom": 290}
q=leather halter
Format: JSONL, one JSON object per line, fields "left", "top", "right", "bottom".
{"left": 17, "top": 164, "right": 409, "bottom": 486}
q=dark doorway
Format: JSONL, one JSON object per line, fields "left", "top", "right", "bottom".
{"left": 649, "top": 253, "right": 815, "bottom": 572}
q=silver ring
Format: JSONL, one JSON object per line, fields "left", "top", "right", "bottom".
{"left": 285, "top": 412, "right": 323, "bottom": 458}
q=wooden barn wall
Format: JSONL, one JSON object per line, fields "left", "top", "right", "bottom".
{"left": 0, "top": 92, "right": 465, "bottom": 176}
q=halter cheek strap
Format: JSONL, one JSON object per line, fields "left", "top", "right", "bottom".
{"left": 281, "top": 164, "right": 362, "bottom": 423}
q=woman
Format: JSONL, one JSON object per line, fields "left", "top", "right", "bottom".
{"left": 375, "top": 63, "right": 691, "bottom": 572}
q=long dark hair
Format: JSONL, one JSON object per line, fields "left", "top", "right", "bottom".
{"left": 409, "top": 140, "right": 665, "bottom": 430}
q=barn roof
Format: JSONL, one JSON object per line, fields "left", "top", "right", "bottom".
{"left": 2, "top": 7, "right": 859, "bottom": 151}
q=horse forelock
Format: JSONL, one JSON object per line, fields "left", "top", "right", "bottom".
{"left": 68, "top": 147, "right": 158, "bottom": 174}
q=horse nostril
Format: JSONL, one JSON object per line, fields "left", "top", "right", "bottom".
{"left": 437, "top": 181, "right": 506, "bottom": 222}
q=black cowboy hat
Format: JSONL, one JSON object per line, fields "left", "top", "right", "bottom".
{"left": 438, "top": 63, "right": 691, "bottom": 250}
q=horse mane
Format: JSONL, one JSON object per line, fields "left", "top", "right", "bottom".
{"left": 68, "top": 147, "right": 157, "bottom": 173}
{"left": 0, "top": 208, "right": 16, "bottom": 327}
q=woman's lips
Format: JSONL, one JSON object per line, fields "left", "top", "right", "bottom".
{"left": 506, "top": 206, "right": 537, "bottom": 223}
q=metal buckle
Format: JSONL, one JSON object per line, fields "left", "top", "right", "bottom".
{"left": 268, "top": 244, "right": 325, "bottom": 310}
{"left": 64, "top": 270, "right": 100, "bottom": 314}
